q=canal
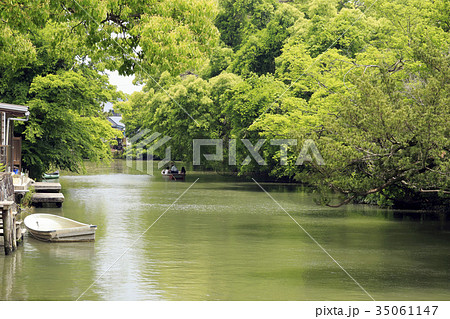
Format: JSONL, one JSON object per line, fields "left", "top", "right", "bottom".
{"left": 1, "top": 160, "right": 449, "bottom": 300}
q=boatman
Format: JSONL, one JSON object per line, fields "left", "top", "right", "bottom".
{"left": 171, "top": 163, "right": 178, "bottom": 173}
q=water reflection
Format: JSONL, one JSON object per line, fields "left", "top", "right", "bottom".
{"left": 1, "top": 248, "right": 26, "bottom": 300}
{"left": 26, "top": 238, "right": 96, "bottom": 260}
{"left": 1, "top": 160, "right": 449, "bottom": 300}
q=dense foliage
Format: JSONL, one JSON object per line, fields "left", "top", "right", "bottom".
{"left": 1, "top": 0, "right": 448, "bottom": 208}
{"left": 117, "top": 0, "right": 449, "bottom": 209}
{"left": 0, "top": 0, "right": 219, "bottom": 178}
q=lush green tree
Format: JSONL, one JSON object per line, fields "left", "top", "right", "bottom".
{"left": 214, "top": 0, "right": 245, "bottom": 49}
{"left": 21, "top": 69, "right": 120, "bottom": 179}
{"left": 117, "top": 72, "right": 214, "bottom": 162}
{"left": 215, "top": 0, "right": 277, "bottom": 50}
{"left": 115, "top": 91, "right": 150, "bottom": 139}
{"left": 0, "top": 0, "right": 221, "bottom": 178}
{"left": 430, "top": 0, "right": 450, "bottom": 32}
{"left": 252, "top": 0, "right": 450, "bottom": 208}
{"left": 117, "top": 71, "right": 300, "bottom": 174}
{"left": 0, "top": 21, "right": 91, "bottom": 105}
{"left": 230, "top": 3, "right": 302, "bottom": 76}
{"left": 0, "top": 19, "right": 121, "bottom": 178}
{"left": 0, "top": 0, "right": 220, "bottom": 77}
{"left": 206, "top": 46, "right": 235, "bottom": 78}
{"left": 310, "top": 43, "right": 450, "bottom": 208}
{"left": 0, "top": 24, "right": 36, "bottom": 71}
{"left": 113, "top": 0, "right": 450, "bottom": 210}
{"left": 207, "top": 72, "right": 302, "bottom": 174}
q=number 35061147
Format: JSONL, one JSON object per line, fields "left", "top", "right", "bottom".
{"left": 376, "top": 306, "right": 438, "bottom": 316}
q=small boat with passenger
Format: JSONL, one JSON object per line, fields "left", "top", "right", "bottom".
{"left": 161, "top": 172, "right": 186, "bottom": 180}
{"left": 161, "top": 164, "right": 186, "bottom": 180}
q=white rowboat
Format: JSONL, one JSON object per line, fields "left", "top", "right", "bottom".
{"left": 24, "top": 214, "right": 97, "bottom": 242}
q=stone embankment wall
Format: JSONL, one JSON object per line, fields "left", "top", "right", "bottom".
{"left": 0, "top": 172, "right": 14, "bottom": 202}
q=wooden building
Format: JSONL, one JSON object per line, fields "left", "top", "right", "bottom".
{"left": 0, "top": 103, "right": 29, "bottom": 173}
{"left": 107, "top": 115, "right": 126, "bottom": 151}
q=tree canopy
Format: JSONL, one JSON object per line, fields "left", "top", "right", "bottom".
{"left": 0, "top": 0, "right": 220, "bottom": 178}
{"left": 117, "top": 0, "right": 449, "bottom": 209}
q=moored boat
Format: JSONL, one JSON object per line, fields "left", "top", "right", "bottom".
{"left": 43, "top": 171, "right": 60, "bottom": 179}
{"left": 24, "top": 213, "right": 97, "bottom": 242}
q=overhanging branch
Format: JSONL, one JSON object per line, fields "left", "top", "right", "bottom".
{"left": 326, "top": 175, "right": 401, "bottom": 207}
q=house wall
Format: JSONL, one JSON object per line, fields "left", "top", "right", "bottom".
{"left": 0, "top": 113, "right": 22, "bottom": 172}
{"left": 1, "top": 112, "right": 5, "bottom": 145}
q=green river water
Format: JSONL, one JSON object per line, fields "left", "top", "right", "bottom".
{"left": 1, "top": 160, "right": 449, "bottom": 300}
